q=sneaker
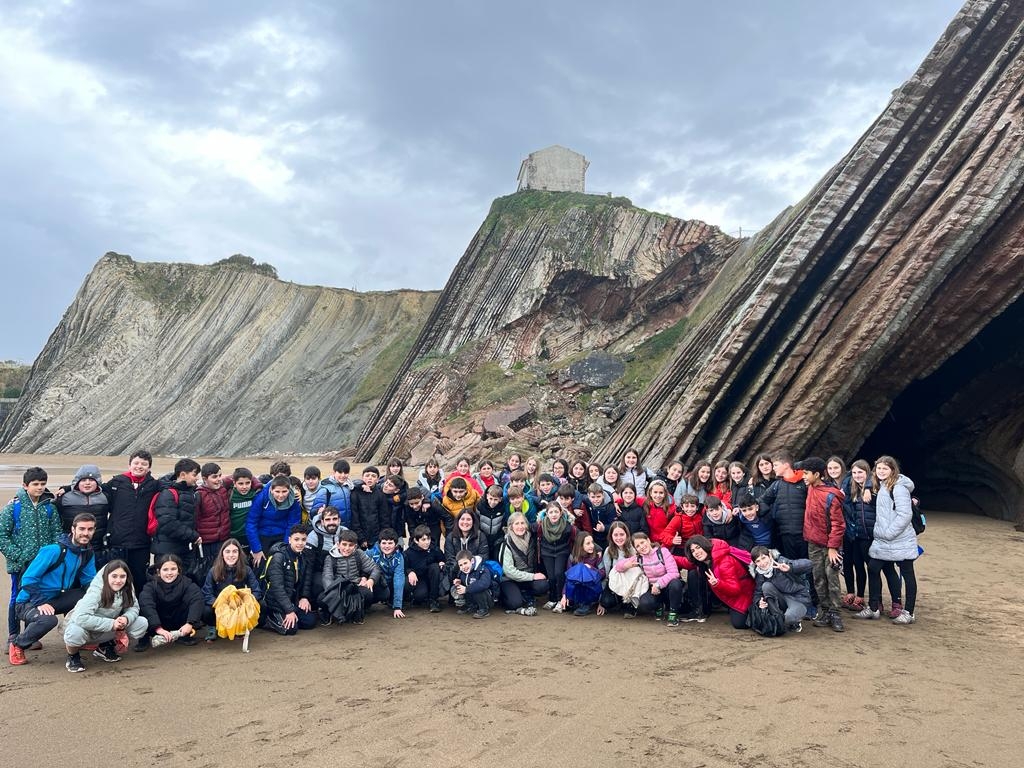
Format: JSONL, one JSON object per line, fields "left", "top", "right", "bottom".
{"left": 552, "top": 603, "right": 565, "bottom": 614}
{"left": 787, "top": 622, "right": 803, "bottom": 633}
{"left": 456, "top": 606, "right": 470, "bottom": 615}
{"left": 573, "top": 604, "right": 591, "bottom": 617}
{"left": 666, "top": 611, "right": 679, "bottom": 628}
{"left": 812, "top": 609, "right": 831, "bottom": 627}
{"left": 93, "top": 642, "right": 121, "bottom": 663}
{"left": 622, "top": 609, "right": 636, "bottom": 619}
{"left": 841, "top": 593, "right": 856, "bottom": 609}
{"left": 178, "top": 633, "right": 199, "bottom": 646}
{"left": 854, "top": 606, "right": 880, "bottom": 620}
{"left": 888, "top": 602, "right": 904, "bottom": 619}
{"left": 848, "top": 596, "right": 866, "bottom": 612}
{"left": 654, "top": 608, "right": 664, "bottom": 621}
{"left": 28, "top": 641, "right": 43, "bottom": 651}
{"left": 65, "top": 653, "right": 85, "bottom": 673}
{"left": 9, "top": 643, "right": 28, "bottom": 666}
{"left": 319, "top": 610, "right": 333, "bottom": 626}
{"left": 679, "top": 612, "right": 707, "bottom": 623}
{"left": 428, "top": 600, "right": 442, "bottom": 613}
{"left": 472, "top": 609, "right": 489, "bottom": 619}
{"left": 134, "top": 636, "right": 151, "bottom": 652}
{"left": 114, "top": 631, "right": 129, "bottom": 654}
{"left": 892, "top": 610, "right": 916, "bottom": 625}
{"left": 518, "top": 606, "right": 537, "bottom": 617}
{"left": 542, "top": 601, "right": 557, "bottom": 611}
{"left": 829, "top": 611, "right": 845, "bottom": 633}
{"left": 205, "top": 626, "right": 219, "bottom": 642}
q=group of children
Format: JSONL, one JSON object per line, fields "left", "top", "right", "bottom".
{"left": 0, "top": 446, "right": 923, "bottom": 672}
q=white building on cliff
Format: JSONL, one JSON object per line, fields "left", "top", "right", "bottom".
{"left": 516, "top": 145, "right": 588, "bottom": 193}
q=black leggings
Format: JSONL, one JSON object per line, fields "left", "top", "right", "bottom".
{"left": 728, "top": 608, "right": 749, "bottom": 629}
{"left": 500, "top": 579, "right": 548, "bottom": 610}
{"left": 868, "top": 558, "right": 916, "bottom": 613}
{"left": 636, "top": 579, "right": 683, "bottom": 615}
{"left": 842, "top": 538, "right": 871, "bottom": 597}
{"left": 540, "top": 553, "right": 569, "bottom": 602}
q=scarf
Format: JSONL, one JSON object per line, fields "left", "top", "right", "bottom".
{"left": 540, "top": 514, "right": 568, "bottom": 543}
{"left": 506, "top": 530, "right": 531, "bottom": 569}
{"left": 272, "top": 488, "right": 296, "bottom": 511}
{"left": 755, "top": 563, "right": 774, "bottom": 578}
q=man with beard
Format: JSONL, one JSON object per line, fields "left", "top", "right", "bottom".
{"left": 9, "top": 513, "right": 97, "bottom": 665}
{"left": 303, "top": 506, "right": 342, "bottom": 624}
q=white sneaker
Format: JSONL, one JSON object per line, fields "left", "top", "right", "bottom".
{"left": 892, "top": 610, "right": 916, "bottom": 625}
{"left": 516, "top": 606, "right": 537, "bottom": 616}
{"left": 854, "top": 607, "right": 880, "bottom": 620}
{"left": 542, "top": 601, "right": 557, "bottom": 610}
{"left": 551, "top": 603, "right": 565, "bottom": 614}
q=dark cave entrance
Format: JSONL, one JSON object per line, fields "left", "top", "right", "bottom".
{"left": 858, "top": 292, "right": 1024, "bottom": 520}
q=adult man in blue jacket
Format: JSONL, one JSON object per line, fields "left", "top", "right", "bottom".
{"left": 9, "top": 513, "right": 97, "bottom": 665}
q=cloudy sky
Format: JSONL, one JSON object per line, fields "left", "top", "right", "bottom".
{"left": 1, "top": 0, "right": 965, "bottom": 362}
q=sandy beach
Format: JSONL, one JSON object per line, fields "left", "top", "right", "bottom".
{"left": 1, "top": 455, "right": 1021, "bottom": 767}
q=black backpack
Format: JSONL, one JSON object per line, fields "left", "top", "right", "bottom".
{"left": 748, "top": 593, "right": 788, "bottom": 637}
{"left": 910, "top": 496, "right": 926, "bottom": 535}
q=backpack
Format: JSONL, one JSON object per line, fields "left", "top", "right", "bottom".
{"left": 41, "top": 544, "right": 93, "bottom": 590}
{"left": 910, "top": 496, "right": 926, "bottom": 535}
{"left": 257, "top": 554, "right": 275, "bottom": 598}
{"left": 146, "top": 488, "right": 179, "bottom": 537}
{"left": 482, "top": 559, "right": 503, "bottom": 581}
{"left": 10, "top": 498, "right": 55, "bottom": 535}
{"left": 748, "top": 593, "right": 788, "bottom": 637}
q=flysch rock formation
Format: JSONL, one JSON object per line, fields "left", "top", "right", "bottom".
{"left": 0, "top": 254, "right": 437, "bottom": 456}
{"left": 593, "top": 0, "right": 1024, "bottom": 525}
{"left": 355, "top": 191, "right": 741, "bottom": 464}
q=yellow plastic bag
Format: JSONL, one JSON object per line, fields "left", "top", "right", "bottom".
{"left": 212, "top": 586, "right": 261, "bottom": 641}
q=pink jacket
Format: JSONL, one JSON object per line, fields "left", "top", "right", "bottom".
{"left": 615, "top": 545, "right": 680, "bottom": 589}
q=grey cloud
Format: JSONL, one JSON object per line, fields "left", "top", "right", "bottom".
{"left": 0, "top": 0, "right": 965, "bottom": 361}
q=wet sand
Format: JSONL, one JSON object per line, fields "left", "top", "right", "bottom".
{"left": 1, "top": 454, "right": 1022, "bottom": 766}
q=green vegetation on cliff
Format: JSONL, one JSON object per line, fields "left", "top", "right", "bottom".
{"left": 485, "top": 190, "right": 639, "bottom": 228}
{"left": 0, "top": 362, "right": 30, "bottom": 398}
{"left": 620, "top": 317, "right": 690, "bottom": 391}
{"left": 214, "top": 254, "right": 279, "bottom": 278}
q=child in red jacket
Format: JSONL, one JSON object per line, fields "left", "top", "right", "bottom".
{"left": 795, "top": 457, "right": 846, "bottom": 632}
{"left": 676, "top": 535, "right": 755, "bottom": 629}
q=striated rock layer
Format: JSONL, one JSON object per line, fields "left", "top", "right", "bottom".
{"left": 594, "top": 0, "right": 1024, "bottom": 525}
{"left": 0, "top": 254, "right": 437, "bottom": 455}
{"left": 354, "top": 192, "right": 741, "bottom": 463}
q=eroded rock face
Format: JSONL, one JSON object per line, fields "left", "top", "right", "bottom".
{"left": 353, "top": 192, "right": 740, "bottom": 462}
{"left": 0, "top": 253, "right": 437, "bottom": 455}
{"left": 594, "top": 0, "right": 1024, "bottom": 525}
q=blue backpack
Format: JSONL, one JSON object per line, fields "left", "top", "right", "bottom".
{"left": 10, "top": 498, "right": 55, "bottom": 535}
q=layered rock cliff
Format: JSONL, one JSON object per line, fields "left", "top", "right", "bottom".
{"left": 354, "top": 0, "right": 1024, "bottom": 525}
{"left": 354, "top": 192, "right": 741, "bottom": 463}
{"left": 0, "top": 254, "right": 437, "bottom": 455}
{"left": 593, "top": 0, "right": 1024, "bottom": 524}
{"left": 7, "top": 0, "right": 1023, "bottom": 527}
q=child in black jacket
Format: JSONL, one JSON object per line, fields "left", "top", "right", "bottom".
{"left": 137, "top": 554, "right": 204, "bottom": 650}
{"left": 452, "top": 552, "right": 492, "bottom": 619}
{"left": 404, "top": 525, "right": 446, "bottom": 612}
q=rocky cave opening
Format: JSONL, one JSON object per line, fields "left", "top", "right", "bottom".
{"left": 858, "top": 291, "right": 1024, "bottom": 524}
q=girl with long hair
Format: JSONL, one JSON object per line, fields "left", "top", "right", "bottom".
{"left": 62, "top": 559, "right": 147, "bottom": 672}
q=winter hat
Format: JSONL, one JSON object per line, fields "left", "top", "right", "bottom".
{"left": 73, "top": 464, "right": 103, "bottom": 485}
